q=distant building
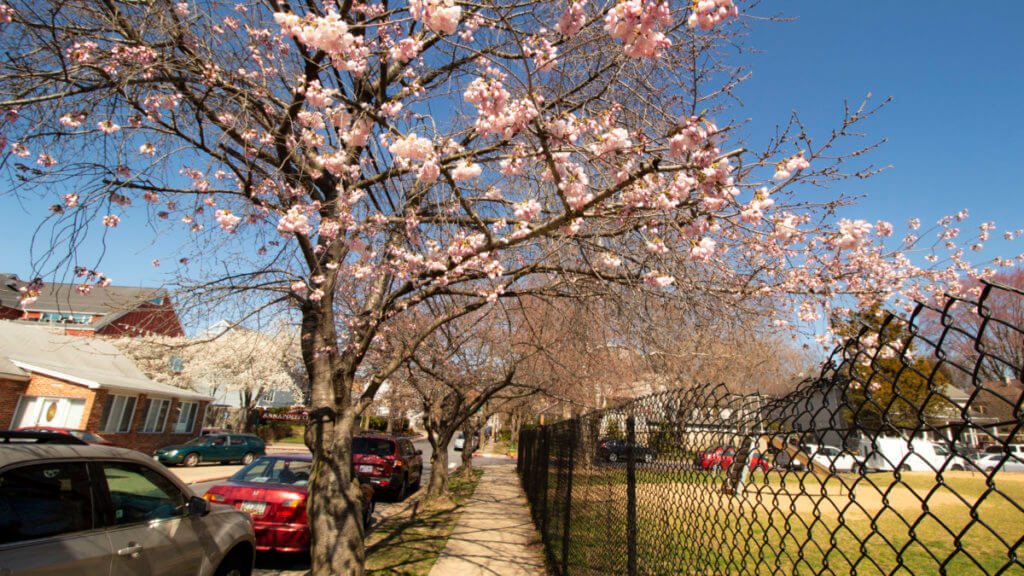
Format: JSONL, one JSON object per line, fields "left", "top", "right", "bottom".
{"left": 0, "top": 322, "right": 210, "bottom": 452}
{"left": 0, "top": 273, "right": 184, "bottom": 337}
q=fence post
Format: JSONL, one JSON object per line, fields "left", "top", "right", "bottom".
{"left": 626, "top": 415, "right": 637, "bottom": 576}
{"left": 561, "top": 420, "right": 577, "bottom": 573}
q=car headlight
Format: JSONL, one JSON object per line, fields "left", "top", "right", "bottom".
{"left": 167, "top": 450, "right": 178, "bottom": 456}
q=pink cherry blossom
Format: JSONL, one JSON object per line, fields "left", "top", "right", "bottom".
{"left": 690, "top": 237, "right": 716, "bottom": 261}
{"left": 643, "top": 271, "right": 675, "bottom": 288}
{"left": 773, "top": 152, "right": 810, "bottom": 180}
{"left": 451, "top": 161, "right": 482, "bottom": 181}
{"left": 556, "top": 1, "right": 587, "bottom": 36}
{"left": 215, "top": 209, "right": 242, "bottom": 232}
{"left": 388, "top": 38, "right": 422, "bottom": 63}
{"left": 63, "top": 193, "right": 79, "bottom": 207}
{"left": 514, "top": 199, "right": 542, "bottom": 221}
{"left": 409, "top": 0, "right": 462, "bottom": 36}
{"left": 277, "top": 206, "right": 313, "bottom": 237}
{"left": 389, "top": 133, "right": 434, "bottom": 161}
{"left": 97, "top": 120, "right": 121, "bottom": 134}
{"left": 686, "top": 0, "right": 738, "bottom": 31}
{"left": 836, "top": 218, "right": 873, "bottom": 250}
{"left": 605, "top": 0, "right": 672, "bottom": 59}
{"left": 102, "top": 215, "right": 120, "bottom": 227}
{"left": 0, "top": 3, "right": 14, "bottom": 23}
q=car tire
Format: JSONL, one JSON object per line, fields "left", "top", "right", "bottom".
{"left": 608, "top": 452, "right": 618, "bottom": 463}
{"left": 951, "top": 464, "right": 964, "bottom": 471}
{"left": 213, "top": 550, "right": 252, "bottom": 576}
{"left": 241, "top": 452, "right": 255, "bottom": 465}
{"left": 900, "top": 464, "right": 911, "bottom": 472}
{"left": 183, "top": 452, "right": 200, "bottom": 467}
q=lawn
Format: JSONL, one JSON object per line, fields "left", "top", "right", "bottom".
{"left": 364, "top": 467, "right": 484, "bottom": 575}
{"left": 539, "top": 467, "right": 1024, "bottom": 575}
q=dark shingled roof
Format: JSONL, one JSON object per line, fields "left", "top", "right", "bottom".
{"left": 0, "top": 273, "right": 168, "bottom": 316}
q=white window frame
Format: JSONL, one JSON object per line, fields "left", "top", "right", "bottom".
{"left": 172, "top": 401, "right": 198, "bottom": 434}
{"left": 100, "top": 394, "right": 138, "bottom": 433}
{"left": 140, "top": 398, "right": 171, "bottom": 433}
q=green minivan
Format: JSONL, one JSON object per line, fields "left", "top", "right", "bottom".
{"left": 154, "top": 434, "right": 266, "bottom": 467}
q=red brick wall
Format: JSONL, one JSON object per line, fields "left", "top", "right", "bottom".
{"left": 98, "top": 395, "right": 208, "bottom": 453}
{"left": 0, "top": 378, "right": 29, "bottom": 428}
{"left": 1, "top": 372, "right": 206, "bottom": 452}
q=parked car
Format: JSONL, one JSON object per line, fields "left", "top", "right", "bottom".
{"left": 977, "top": 446, "right": 1024, "bottom": 473}
{"left": 454, "top": 431, "right": 479, "bottom": 451}
{"left": 203, "top": 455, "right": 374, "bottom": 553}
{"left": 597, "top": 439, "right": 657, "bottom": 463}
{"left": 718, "top": 450, "right": 772, "bottom": 472}
{"left": 154, "top": 433, "right": 266, "bottom": 467}
{"left": 202, "top": 427, "right": 231, "bottom": 436}
{"left": 806, "top": 445, "right": 866, "bottom": 474}
{"left": 15, "top": 426, "right": 114, "bottom": 446}
{"left": 699, "top": 446, "right": 735, "bottom": 469}
{"left": 0, "top": 431, "right": 255, "bottom": 576}
{"left": 353, "top": 434, "right": 424, "bottom": 500}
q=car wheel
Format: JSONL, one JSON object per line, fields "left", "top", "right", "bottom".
{"left": 608, "top": 452, "right": 618, "bottom": 463}
{"left": 643, "top": 453, "right": 654, "bottom": 464}
{"left": 183, "top": 452, "right": 200, "bottom": 467}
{"left": 951, "top": 464, "right": 964, "bottom": 471}
{"left": 900, "top": 464, "right": 911, "bottom": 472}
{"left": 213, "top": 550, "right": 252, "bottom": 576}
{"left": 241, "top": 452, "right": 255, "bottom": 465}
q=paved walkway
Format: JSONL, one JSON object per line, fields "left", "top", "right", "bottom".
{"left": 429, "top": 463, "right": 546, "bottom": 576}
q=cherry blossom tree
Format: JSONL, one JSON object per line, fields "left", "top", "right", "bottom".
{"left": 111, "top": 327, "right": 303, "bottom": 429}
{"left": 1, "top": 1, "right": 1018, "bottom": 572}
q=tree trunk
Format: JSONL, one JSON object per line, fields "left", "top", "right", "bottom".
{"left": 306, "top": 407, "right": 366, "bottom": 576}
{"left": 460, "top": 419, "right": 479, "bottom": 471}
{"left": 427, "top": 440, "right": 450, "bottom": 497}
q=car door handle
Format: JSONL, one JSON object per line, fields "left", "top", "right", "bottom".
{"left": 117, "top": 543, "right": 144, "bottom": 558}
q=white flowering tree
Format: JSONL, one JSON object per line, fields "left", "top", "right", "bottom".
{"left": 112, "top": 328, "right": 303, "bottom": 429}
{"left": 0, "top": 0, "right": 1015, "bottom": 572}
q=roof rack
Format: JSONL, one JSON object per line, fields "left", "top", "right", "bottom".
{"left": 0, "top": 431, "right": 88, "bottom": 445}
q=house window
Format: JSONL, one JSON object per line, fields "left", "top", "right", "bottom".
{"left": 39, "top": 312, "right": 92, "bottom": 324}
{"left": 99, "top": 395, "right": 137, "bottom": 433}
{"left": 140, "top": 398, "right": 171, "bottom": 433}
{"left": 172, "top": 401, "right": 198, "bottom": 434}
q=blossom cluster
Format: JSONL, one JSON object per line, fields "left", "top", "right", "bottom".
{"left": 605, "top": 0, "right": 672, "bottom": 59}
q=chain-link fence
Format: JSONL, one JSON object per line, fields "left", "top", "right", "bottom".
{"left": 518, "top": 281, "right": 1024, "bottom": 575}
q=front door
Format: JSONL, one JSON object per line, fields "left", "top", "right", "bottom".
{"left": 100, "top": 462, "right": 203, "bottom": 576}
{"left": 11, "top": 396, "right": 86, "bottom": 429}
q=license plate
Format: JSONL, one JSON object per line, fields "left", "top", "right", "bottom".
{"left": 358, "top": 465, "right": 374, "bottom": 474}
{"left": 238, "top": 501, "right": 266, "bottom": 515}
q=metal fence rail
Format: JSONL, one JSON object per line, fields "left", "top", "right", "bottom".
{"left": 518, "top": 281, "right": 1024, "bottom": 575}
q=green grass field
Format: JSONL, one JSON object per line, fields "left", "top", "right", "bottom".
{"left": 539, "top": 468, "right": 1024, "bottom": 575}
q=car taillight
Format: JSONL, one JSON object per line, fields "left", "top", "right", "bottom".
{"left": 268, "top": 497, "right": 307, "bottom": 522}
{"left": 204, "top": 492, "right": 225, "bottom": 502}
{"left": 601, "top": 443, "right": 607, "bottom": 448}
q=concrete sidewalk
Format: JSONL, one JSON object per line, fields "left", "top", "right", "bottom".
{"left": 429, "top": 463, "right": 545, "bottom": 576}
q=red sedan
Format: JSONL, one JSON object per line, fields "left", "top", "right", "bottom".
{"left": 701, "top": 447, "right": 771, "bottom": 472}
{"left": 15, "top": 426, "right": 114, "bottom": 445}
{"left": 204, "top": 455, "right": 374, "bottom": 553}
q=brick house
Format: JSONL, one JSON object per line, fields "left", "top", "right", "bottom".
{"left": 0, "top": 273, "right": 184, "bottom": 337}
{"left": 0, "top": 322, "right": 210, "bottom": 453}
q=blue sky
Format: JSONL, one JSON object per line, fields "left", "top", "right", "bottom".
{"left": 2, "top": 1, "right": 1022, "bottom": 291}
{"left": 736, "top": 1, "right": 1024, "bottom": 259}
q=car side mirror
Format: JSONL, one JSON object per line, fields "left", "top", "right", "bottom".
{"left": 188, "top": 495, "right": 210, "bottom": 516}
{"left": 415, "top": 449, "right": 423, "bottom": 455}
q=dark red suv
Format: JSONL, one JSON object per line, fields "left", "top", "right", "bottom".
{"left": 352, "top": 434, "right": 424, "bottom": 500}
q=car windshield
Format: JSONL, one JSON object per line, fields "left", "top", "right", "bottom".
{"left": 230, "top": 457, "right": 312, "bottom": 486}
{"left": 184, "top": 437, "right": 211, "bottom": 446}
{"left": 354, "top": 437, "right": 394, "bottom": 457}
{"left": 67, "top": 430, "right": 106, "bottom": 443}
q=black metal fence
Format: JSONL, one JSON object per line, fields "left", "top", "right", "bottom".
{"left": 518, "top": 281, "right": 1024, "bottom": 575}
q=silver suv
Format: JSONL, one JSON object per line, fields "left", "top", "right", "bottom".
{"left": 0, "top": 432, "right": 255, "bottom": 575}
